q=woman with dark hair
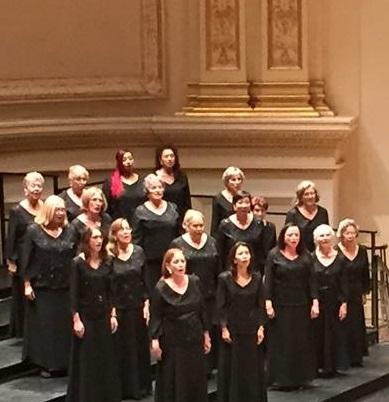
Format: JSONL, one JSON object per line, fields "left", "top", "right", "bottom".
{"left": 132, "top": 174, "right": 180, "bottom": 293}
{"left": 211, "top": 166, "right": 245, "bottom": 236}
{"left": 102, "top": 150, "right": 145, "bottom": 224}
{"left": 216, "top": 190, "right": 266, "bottom": 274}
{"left": 217, "top": 242, "right": 267, "bottom": 402}
{"left": 21, "top": 195, "right": 75, "bottom": 377}
{"left": 67, "top": 227, "right": 120, "bottom": 402}
{"left": 107, "top": 218, "right": 152, "bottom": 399}
{"left": 285, "top": 180, "right": 329, "bottom": 252}
{"left": 155, "top": 144, "right": 191, "bottom": 223}
{"left": 264, "top": 223, "right": 319, "bottom": 389}
{"left": 6, "top": 171, "right": 44, "bottom": 338}
{"left": 59, "top": 165, "right": 90, "bottom": 222}
{"left": 149, "top": 248, "right": 210, "bottom": 402}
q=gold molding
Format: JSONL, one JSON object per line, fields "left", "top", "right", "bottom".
{"left": 0, "top": 0, "right": 165, "bottom": 104}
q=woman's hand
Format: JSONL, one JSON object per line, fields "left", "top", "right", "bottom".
{"left": 151, "top": 339, "right": 162, "bottom": 360}
{"left": 203, "top": 331, "right": 211, "bottom": 354}
{"left": 339, "top": 303, "right": 347, "bottom": 321}
{"left": 143, "top": 299, "right": 150, "bottom": 325}
{"left": 265, "top": 300, "right": 275, "bottom": 319}
{"left": 311, "top": 299, "right": 319, "bottom": 319}
{"left": 110, "top": 316, "right": 118, "bottom": 333}
{"left": 7, "top": 261, "right": 17, "bottom": 275}
{"left": 24, "top": 282, "right": 35, "bottom": 301}
{"left": 221, "top": 326, "right": 232, "bottom": 344}
{"left": 257, "top": 326, "right": 265, "bottom": 345}
{"left": 73, "top": 319, "right": 85, "bottom": 339}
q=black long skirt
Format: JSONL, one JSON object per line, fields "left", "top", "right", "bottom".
{"left": 66, "top": 314, "right": 121, "bottom": 402}
{"left": 9, "top": 274, "right": 25, "bottom": 338}
{"left": 217, "top": 333, "right": 267, "bottom": 402}
{"left": 23, "top": 288, "right": 71, "bottom": 370}
{"left": 115, "top": 308, "right": 152, "bottom": 399}
{"left": 155, "top": 340, "right": 208, "bottom": 402}
{"left": 267, "top": 304, "right": 316, "bottom": 387}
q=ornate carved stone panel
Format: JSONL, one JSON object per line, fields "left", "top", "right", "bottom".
{"left": 268, "top": 0, "right": 302, "bottom": 69}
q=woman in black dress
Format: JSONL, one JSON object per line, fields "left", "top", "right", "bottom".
{"left": 69, "top": 187, "right": 112, "bottom": 248}
{"left": 312, "top": 224, "right": 349, "bottom": 376}
{"left": 264, "top": 223, "right": 319, "bottom": 389}
{"left": 6, "top": 171, "right": 44, "bottom": 338}
{"left": 59, "top": 165, "right": 89, "bottom": 222}
{"left": 216, "top": 190, "right": 265, "bottom": 274}
{"left": 336, "top": 218, "right": 370, "bottom": 367}
{"left": 67, "top": 227, "right": 120, "bottom": 402}
{"left": 170, "top": 209, "right": 221, "bottom": 370}
{"left": 211, "top": 166, "right": 245, "bottom": 236}
{"left": 150, "top": 248, "right": 211, "bottom": 402}
{"left": 217, "top": 242, "right": 267, "bottom": 402}
{"left": 21, "top": 195, "right": 75, "bottom": 377}
{"left": 107, "top": 218, "right": 152, "bottom": 399}
{"left": 132, "top": 174, "right": 180, "bottom": 293}
{"left": 285, "top": 180, "right": 329, "bottom": 252}
{"left": 155, "top": 144, "right": 191, "bottom": 224}
{"left": 102, "top": 149, "right": 145, "bottom": 224}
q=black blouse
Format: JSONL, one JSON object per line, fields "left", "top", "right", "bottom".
{"left": 132, "top": 202, "right": 179, "bottom": 261}
{"left": 110, "top": 245, "right": 148, "bottom": 310}
{"left": 216, "top": 217, "right": 266, "bottom": 272}
{"left": 102, "top": 177, "right": 145, "bottom": 224}
{"left": 149, "top": 275, "right": 208, "bottom": 346}
{"left": 264, "top": 248, "right": 318, "bottom": 306}
{"left": 217, "top": 271, "right": 265, "bottom": 335}
{"left": 285, "top": 205, "right": 329, "bottom": 252}
{"left": 337, "top": 245, "right": 370, "bottom": 303}
{"left": 211, "top": 192, "right": 233, "bottom": 236}
{"left": 70, "top": 256, "right": 113, "bottom": 319}
{"left": 312, "top": 252, "right": 348, "bottom": 308}
{"left": 58, "top": 190, "right": 82, "bottom": 222}
{"left": 6, "top": 204, "right": 35, "bottom": 266}
{"left": 170, "top": 235, "right": 221, "bottom": 300}
{"left": 21, "top": 223, "right": 75, "bottom": 289}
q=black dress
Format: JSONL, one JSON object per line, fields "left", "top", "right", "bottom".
{"left": 262, "top": 221, "right": 277, "bottom": 260}
{"left": 21, "top": 223, "right": 75, "bottom": 371}
{"left": 110, "top": 246, "right": 152, "bottom": 399}
{"left": 149, "top": 275, "right": 208, "bottom": 402}
{"left": 58, "top": 190, "right": 82, "bottom": 222}
{"left": 338, "top": 245, "right": 370, "bottom": 366}
{"left": 216, "top": 217, "right": 266, "bottom": 274}
{"left": 264, "top": 248, "right": 317, "bottom": 387}
{"left": 285, "top": 205, "right": 329, "bottom": 252}
{"left": 102, "top": 177, "right": 145, "bottom": 224}
{"left": 217, "top": 271, "right": 267, "bottom": 402}
{"left": 211, "top": 192, "right": 233, "bottom": 236}
{"left": 132, "top": 202, "right": 180, "bottom": 293}
{"left": 67, "top": 256, "right": 120, "bottom": 402}
{"left": 161, "top": 170, "right": 191, "bottom": 224}
{"left": 5, "top": 204, "right": 35, "bottom": 337}
{"left": 312, "top": 253, "right": 349, "bottom": 374}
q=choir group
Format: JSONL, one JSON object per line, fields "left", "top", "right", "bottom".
{"left": 5, "top": 146, "right": 370, "bottom": 402}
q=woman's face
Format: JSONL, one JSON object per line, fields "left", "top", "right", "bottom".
{"left": 88, "top": 193, "right": 104, "bottom": 214}
{"left": 147, "top": 181, "right": 164, "bottom": 202}
{"left": 160, "top": 149, "right": 176, "bottom": 170}
{"left": 226, "top": 174, "right": 243, "bottom": 193}
{"left": 233, "top": 197, "right": 251, "bottom": 215}
{"left": 252, "top": 204, "right": 266, "bottom": 220}
{"left": 122, "top": 152, "right": 134, "bottom": 170}
{"left": 52, "top": 205, "right": 66, "bottom": 226}
{"left": 116, "top": 220, "right": 132, "bottom": 245}
{"left": 234, "top": 245, "right": 251, "bottom": 266}
{"left": 317, "top": 230, "right": 333, "bottom": 247}
{"left": 70, "top": 174, "right": 88, "bottom": 195}
{"left": 284, "top": 226, "right": 300, "bottom": 249}
{"left": 187, "top": 216, "right": 205, "bottom": 239}
{"left": 24, "top": 179, "right": 43, "bottom": 202}
{"left": 89, "top": 228, "right": 103, "bottom": 253}
{"left": 341, "top": 225, "right": 358, "bottom": 244}
{"left": 301, "top": 186, "right": 317, "bottom": 207}
{"left": 167, "top": 250, "right": 186, "bottom": 278}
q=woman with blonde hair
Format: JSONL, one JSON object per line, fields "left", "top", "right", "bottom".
{"left": 285, "top": 180, "right": 329, "bottom": 252}
{"left": 21, "top": 195, "right": 75, "bottom": 377}
{"left": 336, "top": 218, "right": 370, "bottom": 367}
{"left": 107, "top": 218, "right": 152, "bottom": 399}
{"left": 6, "top": 171, "right": 44, "bottom": 338}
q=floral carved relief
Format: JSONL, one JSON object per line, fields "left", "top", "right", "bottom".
{"left": 268, "top": 0, "right": 302, "bottom": 69}
{"left": 206, "top": 0, "right": 240, "bottom": 70}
